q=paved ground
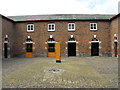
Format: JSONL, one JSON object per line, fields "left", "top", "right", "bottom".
{"left": 2, "top": 57, "right": 118, "bottom": 88}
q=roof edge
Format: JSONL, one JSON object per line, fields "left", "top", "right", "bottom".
{"left": 2, "top": 13, "right": 119, "bottom": 22}
{"left": 110, "top": 13, "right": 120, "bottom": 20}
{"left": 14, "top": 19, "right": 110, "bottom": 22}
{"left": 1, "top": 14, "right": 14, "bottom": 22}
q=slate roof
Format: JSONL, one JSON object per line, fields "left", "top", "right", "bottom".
{"left": 7, "top": 14, "right": 116, "bottom": 22}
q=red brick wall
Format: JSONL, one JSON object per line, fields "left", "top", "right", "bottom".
{"left": 14, "top": 20, "right": 111, "bottom": 57}
{"left": 118, "top": 15, "right": 120, "bottom": 58}
{"left": 110, "top": 17, "right": 119, "bottom": 57}
{"left": 2, "top": 16, "right": 15, "bottom": 58}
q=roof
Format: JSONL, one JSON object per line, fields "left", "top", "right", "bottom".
{"left": 7, "top": 14, "right": 116, "bottom": 22}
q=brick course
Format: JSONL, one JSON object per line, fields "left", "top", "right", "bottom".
{"left": 2, "top": 14, "right": 120, "bottom": 58}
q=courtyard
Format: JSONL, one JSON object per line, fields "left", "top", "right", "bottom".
{"left": 2, "top": 57, "right": 118, "bottom": 88}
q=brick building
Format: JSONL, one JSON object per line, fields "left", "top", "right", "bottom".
{"left": 1, "top": 14, "right": 120, "bottom": 58}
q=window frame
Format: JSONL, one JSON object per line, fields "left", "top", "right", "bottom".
{"left": 27, "top": 24, "right": 34, "bottom": 32}
{"left": 90, "top": 23, "right": 97, "bottom": 30}
{"left": 48, "top": 24, "right": 55, "bottom": 31}
{"left": 68, "top": 23, "right": 75, "bottom": 31}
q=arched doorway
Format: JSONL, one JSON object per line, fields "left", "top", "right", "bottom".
{"left": 4, "top": 35, "right": 9, "bottom": 58}
{"left": 68, "top": 35, "right": 76, "bottom": 56}
{"left": 25, "top": 36, "right": 33, "bottom": 57}
{"left": 47, "top": 35, "right": 56, "bottom": 57}
{"left": 91, "top": 35, "right": 99, "bottom": 56}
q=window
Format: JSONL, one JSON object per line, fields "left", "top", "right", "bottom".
{"left": 27, "top": 24, "right": 34, "bottom": 32}
{"left": 48, "top": 24, "right": 55, "bottom": 31}
{"left": 68, "top": 23, "right": 75, "bottom": 31}
{"left": 48, "top": 43, "right": 55, "bottom": 52}
{"left": 90, "top": 23, "right": 97, "bottom": 30}
{"left": 26, "top": 44, "right": 33, "bottom": 52}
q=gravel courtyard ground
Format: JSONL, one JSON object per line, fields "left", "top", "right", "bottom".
{"left": 2, "top": 57, "right": 118, "bottom": 88}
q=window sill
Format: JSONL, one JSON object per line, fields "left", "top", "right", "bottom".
{"left": 27, "top": 30, "right": 34, "bottom": 32}
{"left": 68, "top": 30, "right": 76, "bottom": 31}
{"left": 48, "top": 30, "right": 55, "bottom": 32}
{"left": 90, "top": 29, "right": 97, "bottom": 31}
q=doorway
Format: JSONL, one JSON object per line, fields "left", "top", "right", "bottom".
{"left": 26, "top": 43, "right": 33, "bottom": 57}
{"left": 4, "top": 43, "right": 8, "bottom": 58}
{"left": 91, "top": 43, "right": 99, "bottom": 56}
{"left": 68, "top": 42, "right": 76, "bottom": 56}
{"left": 47, "top": 36, "right": 56, "bottom": 57}
{"left": 114, "top": 42, "right": 117, "bottom": 57}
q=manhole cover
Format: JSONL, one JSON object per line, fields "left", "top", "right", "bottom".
{"left": 49, "top": 69, "right": 60, "bottom": 72}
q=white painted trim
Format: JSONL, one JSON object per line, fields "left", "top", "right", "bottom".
{"left": 114, "top": 40, "right": 118, "bottom": 42}
{"left": 68, "top": 23, "right": 75, "bottom": 31}
{"left": 48, "top": 24, "right": 55, "bottom": 31}
{"left": 45, "top": 47, "right": 47, "bottom": 49}
{"left": 89, "top": 47, "right": 91, "bottom": 49}
{"left": 5, "top": 34, "right": 8, "bottom": 38}
{"left": 50, "top": 35, "right": 53, "bottom": 38}
{"left": 99, "top": 46, "right": 102, "bottom": 49}
{"left": 90, "top": 23, "right": 97, "bottom": 30}
{"left": 27, "top": 24, "right": 34, "bottom": 32}
{"left": 91, "top": 41, "right": 99, "bottom": 43}
{"left": 25, "top": 41, "right": 34, "bottom": 44}
{"left": 70, "top": 35, "right": 74, "bottom": 38}
{"left": 68, "top": 41, "right": 76, "bottom": 43}
{"left": 47, "top": 41, "right": 56, "bottom": 43}
{"left": 4, "top": 41, "right": 8, "bottom": 43}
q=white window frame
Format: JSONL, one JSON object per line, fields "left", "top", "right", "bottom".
{"left": 27, "top": 24, "right": 34, "bottom": 32}
{"left": 48, "top": 24, "right": 55, "bottom": 31}
{"left": 68, "top": 23, "right": 75, "bottom": 31}
{"left": 90, "top": 23, "right": 97, "bottom": 30}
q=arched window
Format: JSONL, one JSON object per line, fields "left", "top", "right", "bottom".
{"left": 26, "top": 36, "right": 32, "bottom": 42}
{"left": 92, "top": 38, "right": 99, "bottom": 41}
{"left": 68, "top": 35, "right": 76, "bottom": 42}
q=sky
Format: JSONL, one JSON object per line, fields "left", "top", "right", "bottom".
{"left": 0, "top": 0, "right": 120, "bottom": 16}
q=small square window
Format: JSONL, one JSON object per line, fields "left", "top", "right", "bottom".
{"left": 90, "top": 23, "right": 97, "bottom": 30}
{"left": 48, "top": 24, "right": 55, "bottom": 31}
{"left": 68, "top": 23, "right": 75, "bottom": 31}
{"left": 27, "top": 24, "right": 34, "bottom": 32}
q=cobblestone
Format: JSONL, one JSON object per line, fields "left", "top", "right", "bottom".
{"left": 2, "top": 57, "right": 118, "bottom": 88}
